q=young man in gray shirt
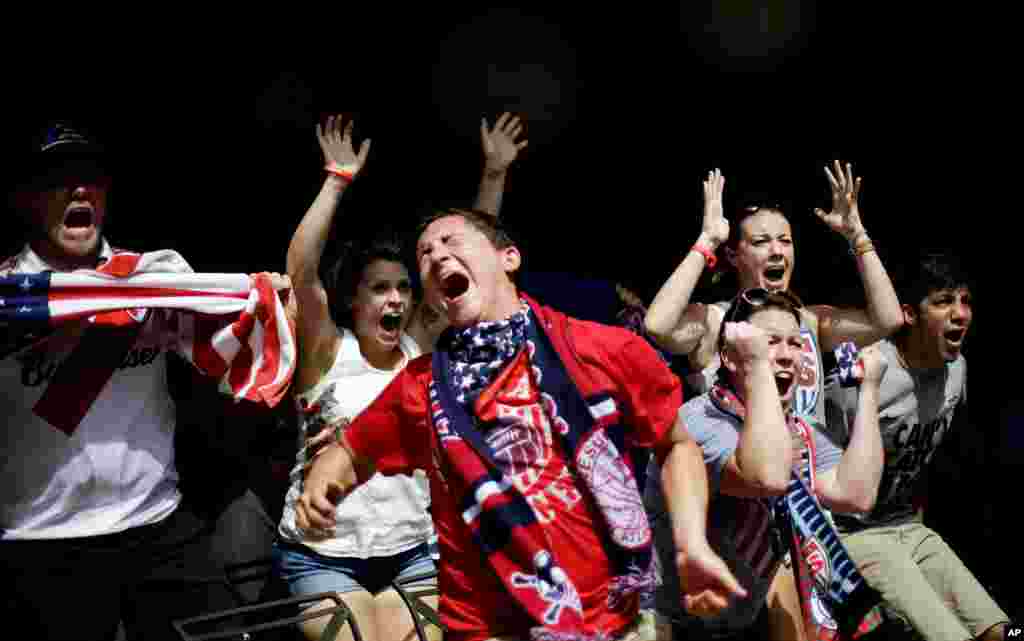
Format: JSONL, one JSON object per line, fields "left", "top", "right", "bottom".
{"left": 825, "top": 253, "right": 1008, "bottom": 641}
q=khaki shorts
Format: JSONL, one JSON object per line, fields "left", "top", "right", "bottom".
{"left": 841, "top": 522, "right": 1007, "bottom": 641}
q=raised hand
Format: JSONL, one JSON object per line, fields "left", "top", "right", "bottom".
{"left": 722, "top": 321, "right": 771, "bottom": 364}
{"left": 701, "top": 168, "right": 729, "bottom": 248}
{"left": 677, "top": 541, "right": 748, "bottom": 618}
{"left": 316, "top": 115, "right": 371, "bottom": 180}
{"left": 259, "top": 272, "right": 291, "bottom": 292}
{"left": 859, "top": 343, "right": 889, "bottom": 387}
{"left": 481, "top": 112, "right": 528, "bottom": 174}
{"left": 815, "top": 160, "right": 865, "bottom": 241}
{"left": 258, "top": 272, "right": 297, "bottom": 325}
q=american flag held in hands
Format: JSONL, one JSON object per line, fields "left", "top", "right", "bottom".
{"left": 1, "top": 249, "right": 296, "bottom": 433}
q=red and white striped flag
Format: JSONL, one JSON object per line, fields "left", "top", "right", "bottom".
{"left": 1, "top": 249, "right": 297, "bottom": 432}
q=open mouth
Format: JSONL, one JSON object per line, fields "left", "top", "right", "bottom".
{"left": 380, "top": 312, "right": 403, "bottom": 333}
{"left": 63, "top": 207, "right": 94, "bottom": 229}
{"left": 763, "top": 266, "right": 786, "bottom": 284}
{"left": 944, "top": 328, "right": 966, "bottom": 344}
{"left": 441, "top": 272, "right": 470, "bottom": 302}
{"left": 774, "top": 372, "right": 795, "bottom": 396}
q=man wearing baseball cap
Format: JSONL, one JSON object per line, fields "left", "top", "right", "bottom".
{"left": 0, "top": 121, "right": 295, "bottom": 641}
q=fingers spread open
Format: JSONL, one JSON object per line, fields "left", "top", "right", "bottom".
{"left": 825, "top": 164, "right": 840, "bottom": 191}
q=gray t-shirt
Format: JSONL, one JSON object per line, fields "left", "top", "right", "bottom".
{"left": 645, "top": 393, "right": 843, "bottom": 636}
{"left": 824, "top": 339, "right": 967, "bottom": 533}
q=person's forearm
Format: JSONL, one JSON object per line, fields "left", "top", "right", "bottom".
{"left": 734, "top": 360, "right": 793, "bottom": 493}
{"left": 286, "top": 176, "right": 348, "bottom": 285}
{"left": 308, "top": 435, "right": 364, "bottom": 491}
{"left": 832, "top": 383, "right": 883, "bottom": 512}
{"left": 472, "top": 169, "right": 506, "bottom": 218}
{"left": 644, "top": 232, "right": 718, "bottom": 351}
{"left": 851, "top": 233, "right": 903, "bottom": 340}
{"left": 661, "top": 439, "right": 711, "bottom": 553}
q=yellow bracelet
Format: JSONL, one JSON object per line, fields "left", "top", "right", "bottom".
{"left": 853, "top": 240, "right": 875, "bottom": 257}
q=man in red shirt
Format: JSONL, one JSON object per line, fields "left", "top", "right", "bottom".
{"left": 297, "top": 209, "right": 744, "bottom": 640}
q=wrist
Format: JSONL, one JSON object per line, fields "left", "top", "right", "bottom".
{"left": 691, "top": 239, "right": 719, "bottom": 268}
{"left": 696, "top": 232, "right": 724, "bottom": 251}
{"left": 860, "top": 378, "right": 883, "bottom": 394}
{"left": 324, "top": 174, "right": 349, "bottom": 191}
{"left": 849, "top": 233, "right": 876, "bottom": 258}
{"left": 483, "top": 166, "right": 508, "bottom": 180}
{"left": 845, "top": 229, "right": 869, "bottom": 245}
{"left": 325, "top": 161, "right": 357, "bottom": 183}
{"left": 675, "top": 534, "right": 713, "bottom": 562}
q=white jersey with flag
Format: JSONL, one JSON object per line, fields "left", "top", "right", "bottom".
{"left": 0, "top": 242, "right": 296, "bottom": 539}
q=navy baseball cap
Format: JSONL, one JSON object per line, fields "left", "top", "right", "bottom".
{"left": 18, "top": 121, "right": 110, "bottom": 189}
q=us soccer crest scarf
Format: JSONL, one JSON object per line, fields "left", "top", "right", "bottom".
{"left": 709, "top": 375, "right": 883, "bottom": 641}
{"left": 431, "top": 303, "right": 655, "bottom": 641}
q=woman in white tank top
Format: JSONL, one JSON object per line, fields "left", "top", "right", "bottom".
{"left": 273, "top": 113, "right": 525, "bottom": 641}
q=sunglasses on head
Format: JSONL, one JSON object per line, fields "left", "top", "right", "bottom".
{"left": 724, "top": 287, "right": 804, "bottom": 323}
{"left": 738, "top": 202, "right": 787, "bottom": 215}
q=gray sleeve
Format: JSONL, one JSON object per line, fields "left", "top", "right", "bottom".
{"left": 681, "top": 400, "right": 740, "bottom": 493}
{"left": 823, "top": 385, "right": 856, "bottom": 449}
{"left": 810, "top": 419, "right": 844, "bottom": 474}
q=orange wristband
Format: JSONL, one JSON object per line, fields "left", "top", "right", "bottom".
{"left": 325, "top": 162, "right": 356, "bottom": 182}
{"left": 691, "top": 243, "right": 717, "bottom": 269}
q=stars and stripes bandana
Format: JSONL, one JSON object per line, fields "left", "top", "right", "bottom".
{"left": 445, "top": 302, "right": 530, "bottom": 406}
{"left": 1, "top": 249, "right": 296, "bottom": 434}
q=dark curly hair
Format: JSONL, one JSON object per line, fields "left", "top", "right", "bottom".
{"left": 322, "top": 235, "right": 418, "bottom": 329}
{"left": 894, "top": 251, "right": 971, "bottom": 312}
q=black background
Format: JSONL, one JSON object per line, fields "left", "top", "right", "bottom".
{"left": 3, "top": 3, "right": 1017, "bottom": 614}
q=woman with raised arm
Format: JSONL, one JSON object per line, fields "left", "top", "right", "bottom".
{"left": 644, "top": 162, "right": 903, "bottom": 422}
{"left": 272, "top": 113, "right": 526, "bottom": 641}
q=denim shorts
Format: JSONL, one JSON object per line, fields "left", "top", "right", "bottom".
{"left": 272, "top": 539, "right": 437, "bottom": 598}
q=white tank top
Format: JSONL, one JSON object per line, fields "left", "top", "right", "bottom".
{"left": 277, "top": 328, "right": 434, "bottom": 557}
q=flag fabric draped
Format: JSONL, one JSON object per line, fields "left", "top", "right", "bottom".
{"left": 1, "top": 249, "right": 296, "bottom": 430}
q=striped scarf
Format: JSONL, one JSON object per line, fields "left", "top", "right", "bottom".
{"left": 431, "top": 304, "right": 654, "bottom": 641}
{"left": 1, "top": 249, "right": 295, "bottom": 434}
{"left": 709, "top": 379, "right": 883, "bottom": 640}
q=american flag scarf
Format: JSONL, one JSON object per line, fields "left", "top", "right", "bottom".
{"left": 430, "top": 302, "right": 655, "bottom": 641}
{"left": 447, "top": 303, "right": 530, "bottom": 406}
{"left": 709, "top": 379, "right": 883, "bottom": 640}
{"left": 0, "top": 249, "right": 296, "bottom": 434}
